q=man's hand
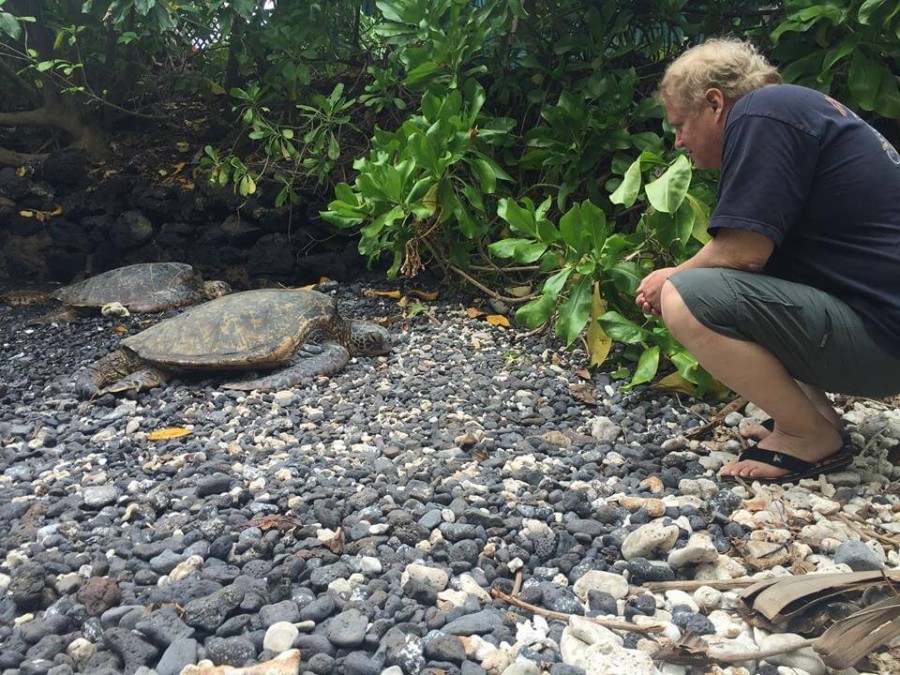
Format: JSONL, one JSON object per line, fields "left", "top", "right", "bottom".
{"left": 635, "top": 267, "right": 677, "bottom": 316}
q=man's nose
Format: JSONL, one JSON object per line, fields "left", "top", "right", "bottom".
{"left": 674, "top": 131, "right": 684, "bottom": 148}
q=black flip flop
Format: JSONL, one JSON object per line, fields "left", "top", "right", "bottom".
{"left": 722, "top": 445, "right": 854, "bottom": 485}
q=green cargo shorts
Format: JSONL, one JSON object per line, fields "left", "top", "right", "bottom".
{"left": 668, "top": 268, "right": 900, "bottom": 398}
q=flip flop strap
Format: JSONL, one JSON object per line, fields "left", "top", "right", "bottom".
{"left": 737, "top": 446, "right": 815, "bottom": 473}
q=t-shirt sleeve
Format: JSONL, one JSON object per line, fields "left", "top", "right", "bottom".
{"left": 708, "top": 113, "right": 820, "bottom": 246}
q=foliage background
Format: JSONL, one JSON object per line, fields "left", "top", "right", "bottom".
{"left": 2, "top": 0, "right": 899, "bottom": 391}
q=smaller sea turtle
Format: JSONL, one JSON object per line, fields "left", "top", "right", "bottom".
{"left": 50, "top": 262, "right": 231, "bottom": 318}
{"left": 75, "top": 288, "right": 391, "bottom": 398}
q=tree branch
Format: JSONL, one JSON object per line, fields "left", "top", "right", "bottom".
{"left": 0, "top": 146, "right": 48, "bottom": 167}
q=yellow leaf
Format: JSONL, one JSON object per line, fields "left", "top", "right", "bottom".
{"left": 409, "top": 289, "right": 439, "bottom": 301}
{"left": 50, "top": 205, "right": 63, "bottom": 216}
{"left": 505, "top": 285, "right": 532, "bottom": 298}
{"left": 318, "top": 276, "right": 330, "bottom": 284}
{"left": 397, "top": 295, "right": 410, "bottom": 308}
{"left": 171, "top": 161, "right": 186, "bottom": 175}
{"left": 146, "top": 427, "right": 192, "bottom": 441}
{"left": 113, "top": 325, "right": 128, "bottom": 333}
{"left": 653, "top": 372, "right": 696, "bottom": 396}
{"left": 16, "top": 166, "right": 26, "bottom": 177}
{"left": 364, "top": 289, "right": 402, "bottom": 299}
{"left": 19, "top": 210, "right": 34, "bottom": 218}
{"left": 175, "top": 141, "right": 190, "bottom": 152}
{"left": 587, "top": 282, "right": 612, "bottom": 367}
{"left": 158, "top": 169, "right": 168, "bottom": 177}
{"left": 207, "top": 79, "right": 226, "bottom": 95}
{"left": 486, "top": 314, "right": 510, "bottom": 327}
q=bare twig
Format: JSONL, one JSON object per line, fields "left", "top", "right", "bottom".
{"left": 684, "top": 396, "right": 747, "bottom": 440}
{"left": 644, "top": 578, "right": 760, "bottom": 592}
{"left": 491, "top": 587, "right": 664, "bottom": 634}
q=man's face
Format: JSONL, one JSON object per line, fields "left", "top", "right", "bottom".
{"left": 664, "top": 92, "right": 726, "bottom": 170}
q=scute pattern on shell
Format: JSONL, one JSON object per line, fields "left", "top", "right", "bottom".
{"left": 122, "top": 288, "right": 341, "bottom": 369}
{"left": 52, "top": 262, "right": 199, "bottom": 309}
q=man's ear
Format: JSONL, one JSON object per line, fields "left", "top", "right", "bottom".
{"left": 705, "top": 88, "right": 726, "bottom": 118}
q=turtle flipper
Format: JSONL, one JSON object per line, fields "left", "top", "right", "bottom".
{"left": 101, "top": 367, "right": 169, "bottom": 394}
{"left": 222, "top": 342, "right": 351, "bottom": 391}
{"left": 76, "top": 348, "right": 145, "bottom": 399}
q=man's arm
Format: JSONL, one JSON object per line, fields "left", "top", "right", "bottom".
{"left": 636, "top": 228, "right": 775, "bottom": 315}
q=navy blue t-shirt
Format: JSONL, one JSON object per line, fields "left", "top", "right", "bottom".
{"left": 708, "top": 84, "right": 900, "bottom": 356}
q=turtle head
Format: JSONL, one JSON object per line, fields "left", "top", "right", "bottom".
{"left": 203, "top": 280, "right": 232, "bottom": 299}
{"left": 348, "top": 320, "right": 392, "bottom": 355}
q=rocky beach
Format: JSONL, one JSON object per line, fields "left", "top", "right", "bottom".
{"left": 1, "top": 282, "right": 899, "bottom": 675}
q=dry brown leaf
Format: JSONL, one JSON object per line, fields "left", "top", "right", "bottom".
{"left": 364, "top": 289, "right": 402, "bottom": 299}
{"left": 574, "top": 368, "right": 592, "bottom": 380}
{"left": 409, "top": 289, "right": 439, "bottom": 301}
{"left": 486, "top": 315, "right": 510, "bottom": 328}
{"left": 146, "top": 427, "right": 192, "bottom": 441}
{"left": 568, "top": 382, "right": 597, "bottom": 405}
{"left": 741, "top": 570, "right": 900, "bottom": 623}
{"left": 323, "top": 528, "right": 344, "bottom": 554}
{"left": 113, "top": 325, "right": 128, "bottom": 333}
{"left": 466, "top": 307, "right": 486, "bottom": 319}
{"left": 815, "top": 594, "right": 900, "bottom": 669}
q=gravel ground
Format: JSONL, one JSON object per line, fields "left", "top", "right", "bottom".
{"left": 1, "top": 281, "right": 899, "bottom": 675}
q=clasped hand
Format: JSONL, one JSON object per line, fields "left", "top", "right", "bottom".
{"left": 635, "top": 267, "right": 676, "bottom": 316}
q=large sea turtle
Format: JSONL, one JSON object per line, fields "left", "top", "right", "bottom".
{"left": 48, "top": 262, "right": 231, "bottom": 318}
{"left": 75, "top": 288, "right": 391, "bottom": 398}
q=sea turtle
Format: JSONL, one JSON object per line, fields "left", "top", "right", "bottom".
{"left": 75, "top": 288, "right": 392, "bottom": 398}
{"left": 46, "top": 262, "right": 231, "bottom": 319}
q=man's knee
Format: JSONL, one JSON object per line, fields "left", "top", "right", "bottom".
{"left": 659, "top": 279, "right": 688, "bottom": 327}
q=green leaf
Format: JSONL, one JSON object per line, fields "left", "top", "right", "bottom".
{"left": 559, "top": 204, "right": 587, "bottom": 251}
{"left": 630, "top": 345, "right": 660, "bottom": 387}
{"left": 135, "top": 0, "right": 155, "bottom": 16}
{"left": 469, "top": 158, "right": 496, "bottom": 193}
{"left": 409, "top": 134, "right": 439, "bottom": 174}
{"left": 406, "top": 61, "right": 443, "bottom": 87}
{"left": 513, "top": 241, "right": 549, "bottom": 264}
{"left": 580, "top": 201, "right": 609, "bottom": 253}
{"left": 463, "top": 79, "right": 486, "bottom": 125}
{"left": 556, "top": 276, "right": 592, "bottom": 347}
{"left": 858, "top": 0, "right": 885, "bottom": 24}
{"left": 0, "top": 12, "right": 20, "bottom": 39}
{"left": 598, "top": 311, "right": 649, "bottom": 344}
{"left": 515, "top": 293, "right": 556, "bottom": 328}
{"left": 497, "top": 199, "right": 536, "bottom": 236}
{"left": 535, "top": 218, "right": 560, "bottom": 243}
{"left": 609, "top": 158, "right": 642, "bottom": 207}
{"left": 543, "top": 267, "right": 573, "bottom": 298}
{"left": 489, "top": 238, "right": 534, "bottom": 259}
{"left": 327, "top": 135, "right": 340, "bottom": 161}
{"left": 685, "top": 194, "right": 711, "bottom": 244}
{"left": 645, "top": 155, "right": 692, "bottom": 213}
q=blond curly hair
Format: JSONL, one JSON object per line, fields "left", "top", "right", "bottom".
{"left": 659, "top": 38, "right": 782, "bottom": 111}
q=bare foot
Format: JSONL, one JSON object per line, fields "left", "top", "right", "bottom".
{"left": 740, "top": 410, "right": 843, "bottom": 442}
{"left": 720, "top": 425, "right": 844, "bottom": 481}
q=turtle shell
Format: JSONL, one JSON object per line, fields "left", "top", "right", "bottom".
{"left": 52, "top": 262, "right": 202, "bottom": 310}
{"left": 121, "top": 288, "right": 343, "bottom": 370}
